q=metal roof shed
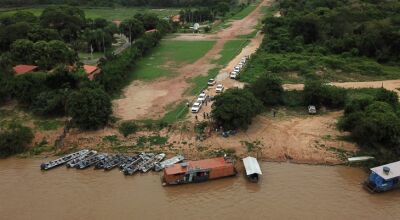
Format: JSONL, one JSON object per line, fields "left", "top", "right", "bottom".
{"left": 243, "top": 156, "right": 262, "bottom": 176}
{"left": 371, "top": 161, "right": 400, "bottom": 180}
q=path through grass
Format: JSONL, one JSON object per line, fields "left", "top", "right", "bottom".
{"left": 188, "top": 39, "right": 249, "bottom": 95}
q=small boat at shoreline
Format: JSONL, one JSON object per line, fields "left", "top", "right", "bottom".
{"left": 76, "top": 154, "right": 107, "bottom": 169}
{"left": 141, "top": 153, "right": 166, "bottom": 173}
{"left": 122, "top": 154, "right": 149, "bottom": 175}
{"left": 104, "top": 155, "right": 126, "bottom": 171}
{"left": 162, "top": 157, "right": 237, "bottom": 186}
{"left": 347, "top": 156, "right": 374, "bottom": 163}
{"left": 40, "top": 149, "right": 89, "bottom": 170}
{"left": 242, "top": 156, "right": 262, "bottom": 183}
{"left": 364, "top": 161, "right": 400, "bottom": 192}
{"left": 66, "top": 150, "right": 97, "bottom": 168}
{"left": 154, "top": 155, "right": 184, "bottom": 172}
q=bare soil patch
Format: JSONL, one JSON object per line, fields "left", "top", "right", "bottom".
{"left": 284, "top": 79, "right": 400, "bottom": 96}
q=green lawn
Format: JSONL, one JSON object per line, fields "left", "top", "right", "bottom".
{"left": 160, "top": 100, "right": 189, "bottom": 124}
{"left": 231, "top": 4, "right": 258, "bottom": 20}
{"left": 0, "top": 7, "right": 180, "bottom": 20}
{"left": 130, "top": 39, "right": 215, "bottom": 81}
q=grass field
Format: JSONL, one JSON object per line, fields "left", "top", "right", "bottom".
{"left": 0, "top": 7, "right": 180, "bottom": 20}
{"left": 188, "top": 39, "right": 249, "bottom": 95}
{"left": 130, "top": 40, "right": 215, "bottom": 81}
{"left": 231, "top": 5, "right": 258, "bottom": 20}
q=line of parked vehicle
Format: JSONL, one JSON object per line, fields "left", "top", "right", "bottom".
{"left": 230, "top": 56, "right": 248, "bottom": 80}
{"left": 191, "top": 56, "right": 248, "bottom": 114}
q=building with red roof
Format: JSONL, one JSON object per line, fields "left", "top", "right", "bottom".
{"left": 145, "top": 29, "right": 158, "bottom": 33}
{"left": 13, "top": 65, "right": 38, "bottom": 75}
{"left": 83, "top": 64, "right": 101, "bottom": 81}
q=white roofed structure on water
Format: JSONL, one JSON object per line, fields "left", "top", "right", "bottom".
{"left": 371, "top": 161, "right": 400, "bottom": 180}
{"left": 243, "top": 156, "right": 262, "bottom": 176}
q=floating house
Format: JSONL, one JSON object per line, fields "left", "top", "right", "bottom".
{"left": 242, "top": 156, "right": 262, "bottom": 182}
{"left": 162, "top": 157, "right": 236, "bottom": 185}
{"left": 364, "top": 161, "right": 400, "bottom": 192}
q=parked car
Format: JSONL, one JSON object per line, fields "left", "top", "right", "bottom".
{"left": 308, "top": 105, "right": 317, "bottom": 114}
{"left": 207, "top": 78, "right": 216, "bottom": 86}
{"left": 234, "top": 66, "right": 241, "bottom": 72}
{"left": 191, "top": 101, "right": 203, "bottom": 113}
{"left": 241, "top": 57, "right": 247, "bottom": 63}
{"left": 216, "top": 84, "right": 224, "bottom": 93}
{"left": 230, "top": 71, "right": 239, "bottom": 79}
{"left": 198, "top": 92, "right": 207, "bottom": 102}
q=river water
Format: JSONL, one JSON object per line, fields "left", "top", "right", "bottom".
{"left": 1, "top": 158, "right": 400, "bottom": 220}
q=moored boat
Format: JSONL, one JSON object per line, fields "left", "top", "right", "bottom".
{"left": 40, "top": 149, "right": 90, "bottom": 170}
{"left": 76, "top": 154, "right": 107, "bottom": 169}
{"left": 154, "top": 155, "right": 184, "bottom": 172}
{"left": 364, "top": 161, "right": 400, "bottom": 192}
{"left": 162, "top": 157, "right": 236, "bottom": 186}
{"left": 242, "top": 156, "right": 262, "bottom": 183}
{"left": 66, "top": 150, "right": 97, "bottom": 168}
{"left": 141, "top": 153, "right": 166, "bottom": 173}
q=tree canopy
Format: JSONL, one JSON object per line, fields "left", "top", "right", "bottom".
{"left": 211, "top": 88, "right": 262, "bottom": 130}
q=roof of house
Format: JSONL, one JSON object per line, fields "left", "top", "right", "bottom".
{"left": 13, "top": 65, "right": 38, "bottom": 75}
{"left": 243, "top": 156, "right": 262, "bottom": 175}
{"left": 83, "top": 65, "right": 98, "bottom": 75}
{"left": 164, "top": 157, "right": 233, "bottom": 175}
{"left": 145, "top": 29, "right": 157, "bottom": 33}
{"left": 371, "top": 161, "right": 400, "bottom": 180}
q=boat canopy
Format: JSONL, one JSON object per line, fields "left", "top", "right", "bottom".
{"left": 243, "top": 156, "right": 262, "bottom": 176}
{"left": 371, "top": 161, "right": 400, "bottom": 180}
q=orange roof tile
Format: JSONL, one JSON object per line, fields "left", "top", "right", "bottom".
{"left": 13, "top": 65, "right": 38, "bottom": 75}
{"left": 164, "top": 157, "right": 232, "bottom": 175}
{"left": 145, "top": 29, "right": 157, "bottom": 33}
{"left": 83, "top": 65, "right": 98, "bottom": 75}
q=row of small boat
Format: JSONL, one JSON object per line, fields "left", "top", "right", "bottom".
{"left": 40, "top": 149, "right": 185, "bottom": 174}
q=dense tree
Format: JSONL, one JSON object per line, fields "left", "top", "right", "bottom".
{"left": 212, "top": 88, "right": 262, "bottom": 130}
{"left": 249, "top": 74, "right": 284, "bottom": 106}
{"left": 66, "top": 88, "right": 112, "bottom": 130}
{"left": 32, "top": 90, "right": 66, "bottom": 115}
{"left": 120, "top": 18, "right": 145, "bottom": 43}
{"left": 10, "top": 39, "right": 34, "bottom": 64}
{"left": 0, "top": 22, "right": 32, "bottom": 50}
{"left": 0, "top": 121, "right": 34, "bottom": 158}
{"left": 10, "top": 72, "right": 47, "bottom": 105}
{"left": 303, "top": 80, "right": 346, "bottom": 108}
{"left": 134, "top": 13, "right": 159, "bottom": 30}
{"left": 40, "top": 6, "right": 85, "bottom": 42}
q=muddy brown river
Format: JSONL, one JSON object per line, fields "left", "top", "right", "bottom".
{"left": 1, "top": 158, "right": 400, "bottom": 220}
